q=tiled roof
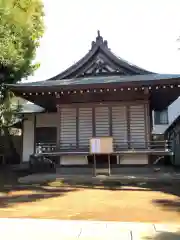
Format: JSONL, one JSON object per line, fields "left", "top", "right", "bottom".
{"left": 8, "top": 74, "right": 180, "bottom": 88}
{"left": 20, "top": 103, "right": 44, "bottom": 113}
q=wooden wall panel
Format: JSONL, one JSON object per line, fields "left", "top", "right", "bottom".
{"left": 95, "top": 106, "right": 110, "bottom": 137}
{"left": 112, "top": 106, "right": 128, "bottom": 149}
{"left": 60, "top": 108, "right": 76, "bottom": 148}
{"left": 129, "top": 105, "right": 146, "bottom": 148}
{"left": 58, "top": 101, "right": 149, "bottom": 150}
{"left": 79, "top": 107, "right": 93, "bottom": 146}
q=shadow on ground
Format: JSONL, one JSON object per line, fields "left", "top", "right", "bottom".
{"left": 1, "top": 167, "right": 180, "bottom": 212}
{"left": 145, "top": 231, "right": 180, "bottom": 240}
{"left": 50, "top": 177, "right": 180, "bottom": 213}
{"left": 0, "top": 188, "right": 77, "bottom": 208}
{"left": 59, "top": 178, "right": 180, "bottom": 196}
{"left": 152, "top": 199, "right": 180, "bottom": 213}
{"left": 0, "top": 168, "right": 77, "bottom": 208}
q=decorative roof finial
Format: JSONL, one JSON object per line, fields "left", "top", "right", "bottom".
{"left": 91, "top": 30, "right": 108, "bottom": 49}
{"left": 96, "top": 30, "right": 103, "bottom": 43}
{"left": 97, "top": 30, "right": 101, "bottom": 37}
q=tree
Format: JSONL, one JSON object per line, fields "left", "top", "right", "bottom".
{"left": 0, "top": 0, "right": 45, "bottom": 163}
{"left": 0, "top": 0, "right": 44, "bottom": 83}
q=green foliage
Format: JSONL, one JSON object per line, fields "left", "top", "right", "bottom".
{"left": 0, "top": 0, "right": 44, "bottom": 157}
{"left": 0, "top": 0, "right": 44, "bottom": 162}
{"left": 0, "top": 0, "right": 44, "bottom": 128}
{"left": 0, "top": 92, "right": 22, "bottom": 128}
{"left": 0, "top": 0, "right": 44, "bottom": 84}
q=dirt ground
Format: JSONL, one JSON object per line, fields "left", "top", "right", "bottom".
{"left": 0, "top": 180, "right": 180, "bottom": 222}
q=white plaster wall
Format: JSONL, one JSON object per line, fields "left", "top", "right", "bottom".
{"left": 152, "top": 97, "right": 180, "bottom": 134}
{"left": 168, "top": 97, "right": 180, "bottom": 123}
{"left": 120, "top": 154, "right": 148, "bottom": 165}
{"left": 152, "top": 124, "right": 169, "bottom": 135}
{"left": 60, "top": 156, "right": 88, "bottom": 165}
{"left": 36, "top": 113, "right": 59, "bottom": 127}
{"left": 22, "top": 113, "right": 60, "bottom": 162}
{"left": 22, "top": 114, "right": 34, "bottom": 162}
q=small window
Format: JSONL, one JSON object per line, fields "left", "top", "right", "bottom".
{"left": 36, "top": 127, "right": 57, "bottom": 144}
{"left": 154, "top": 110, "right": 168, "bottom": 125}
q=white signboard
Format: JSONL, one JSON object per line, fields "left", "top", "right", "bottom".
{"left": 91, "top": 138, "right": 101, "bottom": 153}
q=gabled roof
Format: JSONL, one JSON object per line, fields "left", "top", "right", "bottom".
{"left": 48, "top": 30, "right": 154, "bottom": 80}
{"left": 20, "top": 103, "right": 44, "bottom": 113}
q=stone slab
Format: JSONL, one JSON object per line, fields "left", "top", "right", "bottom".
{"left": 106, "top": 222, "right": 156, "bottom": 240}
{"left": 0, "top": 219, "right": 81, "bottom": 239}
{"left": 79, "top": 222, "right": 131, "bottom": 239}
{"left": 79, "top": 231, "right": 131, "bottom": 240}
{"left": 0, "top": 219, "right": 180, "bottom": 240}
{"left": 155, "top": 223, "right": 180, "bottom": 233}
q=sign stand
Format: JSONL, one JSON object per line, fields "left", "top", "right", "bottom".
{"left": 108, "top": 154, "right": 111, "bottom": 176}
{"left": 90, "top": 137, "right": 113, "bottom": 177}
{"left": 93, "top": 154, "right": 96, "bottom": 176}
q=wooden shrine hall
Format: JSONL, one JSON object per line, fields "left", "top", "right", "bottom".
{"left": 8, "top": 31, "right": 180, "bottom": 174}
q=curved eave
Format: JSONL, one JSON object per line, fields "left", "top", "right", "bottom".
{"left": 8, "top": 74, "right": 180, "bottom": 93}
{"left": 7, "top": 74, "right": 180, "bottom": 111}
{"left": 48, "top": 44, "right": 99, "bottom": 80}
{"left": 99, "top": 45, "right": 153, "bottom": 75}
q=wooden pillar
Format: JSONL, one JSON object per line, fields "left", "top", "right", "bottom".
{"left": 21, "top": 115, "right": 24, "bottom": 163}
{"left": 117, "top": 155, "right": 120, "bottom": 164}
{"left": 149, "top": 103, "right": 153, "bottom": 141}
{"left": 33, "top": 113, "right": 37, "bottom": 154}
{"left": 108, "top": 154, "right": 111, "bottom": 175}
{"left": 109, "top": 106, "right": 113, "bottom": 136}
{"left": 93, "top": 154, "right": 96, "bottom": 176}
{"left": 92, "top": 106, "right": 96, "bottom": 137}
{"left": 92, "top": 106, "right": 96, "bottom": 176}
{"left": 57, "top": 106, "right": 60, "bottom": 149}
{"left": 145, "top": 102, "right": 151, "bottom": 143}
{"left": 145, "top": 102, "right": 151, "bottom": 165}
{"left": 126, "top": 105, "right": 131, "bottom": 149}
{"left": 76, "top": 107, "right": 79, "bottom": 148}
{"left": 144, "top": 103, "right": 148, "bottom": 148}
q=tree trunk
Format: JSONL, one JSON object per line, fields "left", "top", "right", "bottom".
{"left": 2, "top": 127, "right": 20, "bottom": 164}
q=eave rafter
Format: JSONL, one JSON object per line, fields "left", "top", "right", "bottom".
{"left": 15, "top": 83, "right": 180, "bottom": 98}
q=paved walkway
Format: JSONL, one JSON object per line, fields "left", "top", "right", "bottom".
{"left": 0, "top": 219, "right": 180, "bottom": 239}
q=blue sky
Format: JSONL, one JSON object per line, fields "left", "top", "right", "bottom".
{"left": 28, "top": 0, "right": 180, "bottom": 82}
